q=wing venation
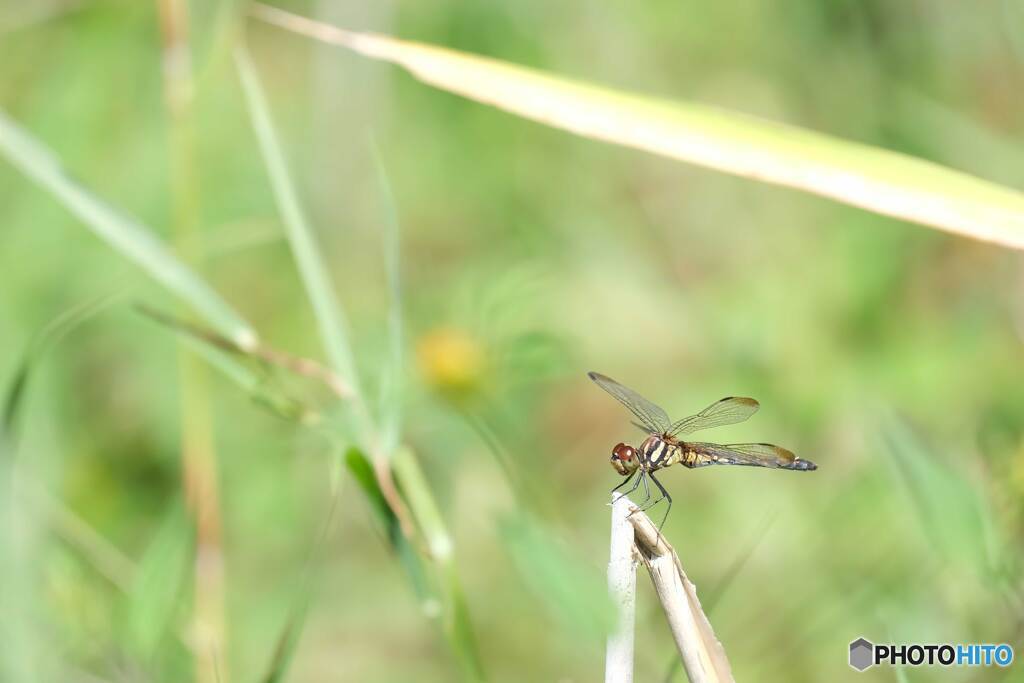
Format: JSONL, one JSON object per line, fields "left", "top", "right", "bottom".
{"left": 690, "top": 442, "right": 816, "bottom": 470}
{"left": 588, "top": 371, "right": 671, "bottom": 435}
{"left": 668, "top": 396, "right": 759, "bottom": 436}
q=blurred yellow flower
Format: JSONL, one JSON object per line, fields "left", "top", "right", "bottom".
{"left": 417, "top": 327, "right": 486, "bottom": 393}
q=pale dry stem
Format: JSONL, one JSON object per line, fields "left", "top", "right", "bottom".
{"left": 626, "top": 501, "right": 735, "bottom": 683}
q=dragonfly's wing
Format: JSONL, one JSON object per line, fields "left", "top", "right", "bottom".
{"left": 588, "top": 371, "right": 670, "bottom": 435}
{"left": 690, "top": 442, "right": 816, "bottom": 471}
{"left": 667, "top": 396, "right": 759, "bottom": 436}
{"left": 631, "top": 421, "right": 659, "bottom": 436}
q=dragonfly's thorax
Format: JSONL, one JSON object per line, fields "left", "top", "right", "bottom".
{"left": 639, "top": 435, "right": 682, "bottom": 471}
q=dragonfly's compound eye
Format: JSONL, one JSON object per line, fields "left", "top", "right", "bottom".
{"left": 610, "top": 443, "right": 637, "bottom": 475}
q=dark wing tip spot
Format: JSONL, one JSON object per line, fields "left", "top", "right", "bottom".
{"left": 760, "top": 443, "right": 797, "bottom": 462}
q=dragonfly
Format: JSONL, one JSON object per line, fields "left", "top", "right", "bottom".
{"left": 588, "top": 371, "right": 817, "bottom": 529}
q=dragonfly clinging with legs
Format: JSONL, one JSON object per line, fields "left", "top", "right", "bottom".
{"left": 588, "top": 371, "right": 817, "bottom": 530}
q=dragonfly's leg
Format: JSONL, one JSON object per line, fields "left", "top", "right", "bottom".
{"left": 610, "top": 472, "right": 645, "bottom": 512}
{"left": 636, "top": 470, "right": 652, "bottom": 508}
{"left": 647, "top": 472, "right": 672, "bottom": 532}
{"left": 620, "top": 472, "right": 645, "bottom": 501}
{"left": 638, "top": 471, "right": 664, "bottom": 510}
{"left": 610, "top": 470, "right": 636, "bottom": 496}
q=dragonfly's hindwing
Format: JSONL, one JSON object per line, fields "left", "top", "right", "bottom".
{"left": 681, "top": 441, "right": 816, "bottom": 470}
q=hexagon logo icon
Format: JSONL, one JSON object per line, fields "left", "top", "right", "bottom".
{"left": 849, "top": 637, "right": 874, "bottom": 671}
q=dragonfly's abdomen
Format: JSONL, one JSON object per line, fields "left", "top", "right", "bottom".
{"left": 679, "top": 445, "right": 712, "bottom": 469}
{"left": 640, "top": 435, "right": 681, "bottom": 470}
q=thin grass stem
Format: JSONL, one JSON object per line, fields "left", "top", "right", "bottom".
{"left": 156, "top": 2, "right": 227, "bottom": 679}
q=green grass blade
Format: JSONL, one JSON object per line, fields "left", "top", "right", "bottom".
{"left": 123, "top": 501, "right": 195, "bottom": 660}
{"left": 501, "top": 515, "right": 613, "bottom": 644}
{"left": 370, "top": 141, "right": 403, "bottom": 454}
{"left": 392, "top": 448, "right": 486, "bottom": 681}
{"left": 349, "top": 448, "right": 486, "bottom": 680}
{"left": 251, "top": 4, "right": 1024, "bottom": 250}
{"left": 439, "top": 565, "right": 487, "bottom": 683}
{"left": 233, "top": 47, "right": 363, "bottom": 404}
{"left": 135, "top": 305, "right": 318, "bottom": 423}
{"left": 392, "top": 448, "right": 450, "bottom": 562}
{"left": 3, "top": 292, "right": 121, "bottom": 440}
{"left": 344, "top": 448, "right": 430, "bottom": 599}
{"left": 260, "top": 609, "right": 308, "bottom": 683}
{"left": 177, "top": 334, "right": 315, "bottom": 423}
{"left": 0, "top": 110, "right": 256, "bottom": 347}
{"left": 1, "top": 361, "right": 30, "bottom": 443}
{"left": 882, "top": 417, "right": 1002, "bottom": 580}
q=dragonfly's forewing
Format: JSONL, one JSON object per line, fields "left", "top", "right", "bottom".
{"left": 668, "top": 396, "right": 759, "bottom": 436}
{"left": 588, "top": 371, "right": 671, "bottom": 435}
{"left": 690, "top": 442, "right": 817, "bottom": 470}
{"left": 631, "top": 420, "right": 659, "bottom": 435}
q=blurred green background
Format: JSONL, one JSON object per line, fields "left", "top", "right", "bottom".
{"left": 2, "top": 1, "right": 1023, "bottom": 682}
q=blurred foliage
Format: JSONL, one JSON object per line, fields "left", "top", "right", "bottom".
{"left": 1, "top": 1, "right": 1024, "bottom": 682}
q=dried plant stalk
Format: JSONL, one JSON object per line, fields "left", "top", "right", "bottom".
{"left": 627, "top": 502, "right": 735, "bottom": 683}
{"left": 605, "top": 493, "right": 637, "bottom": 682}
{"left": 137, "top": 304, "right": 354, "bottom": 399}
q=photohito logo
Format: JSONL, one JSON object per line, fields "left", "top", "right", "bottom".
{"left": 849, "top": 637, "right": 1014, "bottom": 671}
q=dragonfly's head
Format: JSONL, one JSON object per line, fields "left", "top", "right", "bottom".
{"left": 610, "top": 443, "right": 640, "bottom": 476}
